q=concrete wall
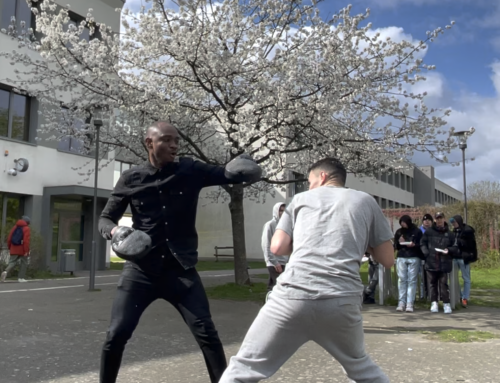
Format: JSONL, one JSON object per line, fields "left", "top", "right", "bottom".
{"left": 414, "top": 167, "right": 435, "bottom": 207}
{"left": 346, "top": 174, "right": 414, "bottom": 207}
{"left": 196, "top": 187, "right": 286, "bottom": 260}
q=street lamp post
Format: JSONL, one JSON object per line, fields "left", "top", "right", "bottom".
{"left": 89, "top": 118, "right": 103, "bottom": 291}
{"left": 452, "top": 128, "right": 475, "bottom": 223}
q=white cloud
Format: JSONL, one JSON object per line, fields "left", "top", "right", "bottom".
{"left": 366, "top": 26, "right": 500, "bottom": 191}
{"left": 366, "top": 0, "right": 452, "bottom": 8}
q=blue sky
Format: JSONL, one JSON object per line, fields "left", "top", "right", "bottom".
{"left": 123, "top": 0, "right": 500, "bottom": 191}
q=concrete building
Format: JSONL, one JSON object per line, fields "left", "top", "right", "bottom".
{"left": 0, "top": 0, "right": 124, "bottom": 272}
{"left": 194, "top": 164, "right": 463, "bottom": 261}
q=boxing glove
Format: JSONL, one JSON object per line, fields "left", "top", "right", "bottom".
{"left": 111, "top": 226, "right": 152, "bottom": 262}
{"left": 224, "top": 153, "right": 262, "bottom": 183}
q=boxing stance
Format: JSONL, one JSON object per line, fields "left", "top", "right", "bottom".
{"left": 220, "top": 158, "right": 395, "bottom": 383}
{"left": 98, "top": 121, "right": 261, "bottom": 383}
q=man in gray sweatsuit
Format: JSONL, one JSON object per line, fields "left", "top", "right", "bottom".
{"left": 220, "top": 158, "right": 395, "bottom": 383}
{"left": 261, "top": 203, "right": 288, "bottom": 291}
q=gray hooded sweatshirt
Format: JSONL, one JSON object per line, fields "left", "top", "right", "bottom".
{"left": 261, "top": 202, "right": 290, "bottom": 267}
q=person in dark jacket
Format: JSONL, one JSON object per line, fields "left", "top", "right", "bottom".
{"left": 418, "top": 213, "right": 433, "bottom": 300}
{"left": 362, "top": 252, "right": 379, "bottom": 304}
{"left": 420, "top": 212, "right": 458, "bottom": 314}
{"left": 98, "top": 122, "right": 261, "bottom": 383}
{"left": 450, "top": 215, "right": 477, "bottom": 308}
{"left": 394, "top": 215, "right": 423, "bottom": 312}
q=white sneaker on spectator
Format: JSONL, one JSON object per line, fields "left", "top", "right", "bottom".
{"left": 1, "top": 271, "right": 6, "bottom": 282}
{"left": 406, "top": 303, "right": 414, "bottom": 312}
{"left": 396, "top": 302, "right": 405, "bottom": 312}
{"left": 430, "top": 301, "right": 439, "bottom": 313}
{"left": 18, "top": 278, "right": 27, "bottom": 283}
{"left": 443, "top": 303, "right": 452, "bottom": 314}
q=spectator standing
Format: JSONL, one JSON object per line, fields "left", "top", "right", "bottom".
{"left": 261, "top": 203, "right": 288, "bottom": 291}
{"left": 450, "top": 215, "right": 477, "bottom": 308}
{"left": 394, "top": 215, "right": 423, "bottom": 312}
{"left": 362, "top": 252, "right": 379, "bottom": 304}
{"left": 420, "top": 212, "right": 458, "bottom": 314}
{"left": 418, "top": 214, "right": 434, "bottom": 300}
{"left": 1, "top": 216, "right": 31, "bottom": 283}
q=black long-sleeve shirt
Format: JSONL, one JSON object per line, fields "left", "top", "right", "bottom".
{"left": 99, "top": 157, "right": 243, "bottom": 274}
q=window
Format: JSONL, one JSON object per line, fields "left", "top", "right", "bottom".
{"left": 394, "top": 172, "right": 400, "bottom": 188}
{"left": 406, "top": 175, "right": 411, "bottom": 192}
{"left": 0, "top": 85, "right": 30, "bottom": 142}
{"left": 388, "top": 169, "right": 394, "bottom": 185}
{"left": 388, "top": 200, "right": 394, "bottom": 209}
{"left": 292, "top": 171, "right": 308, "bottom": 196}
{"left": 114, "top": 160, "right": 134, "bottom": 186}
{"left": 401, "top": 174, "right": 406, "bottom": 190}
{"left": 0, "top": 0, "right": 33, "bottom": 32}
{"left": 381, "top": 172, "right": 387, "bottom": 183}
{"left": 381, "top": 198, "right": 387, "bottom": 209}
{"left": 395, "top": 202, "right": 400, "bottom": 209}
{"left": 57, "top": 108, "right": 93, "bottom": 154}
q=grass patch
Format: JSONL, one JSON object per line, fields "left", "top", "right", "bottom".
{"left": 252, "top": 274, "right": 269, "bottom": 279}
{"left": 6, "top": 269, "right": 74, "bottom": 280}
{"left": 205, "top": 282, "right": 268, "bottom": 303}
{"left": 109, "top": 260, "right": 267, "bottom": 272}
{"left": 470, "top": 268, "right": 500, "bottom": 290}
{"left": 427, "top": 330, "right": 498, "bottom": 343}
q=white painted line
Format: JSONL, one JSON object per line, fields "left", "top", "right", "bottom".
{"left": 28, "top": 275, "right": 121, "bottom": 282}
{"left": 96, "top": 282, "right": 118, "bottom": 286}
{"left": 0, "top": 285, "right": 85, "bottom": 293}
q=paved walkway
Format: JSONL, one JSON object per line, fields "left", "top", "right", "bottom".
{"left": 0, "top": 271, "right": 499, "bottom": 383}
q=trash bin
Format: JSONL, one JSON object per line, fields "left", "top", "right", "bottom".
{"left": 61, "top": 249, "right": 76, "bottom": 274}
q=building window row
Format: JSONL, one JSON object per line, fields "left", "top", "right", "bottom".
{"left": 372, "top": 195, "right": 412, "bottom": 210}
{"left": 435, "top": 190, "right": 459, "bottom": 205}
{"left": 375, "top": 169, "right": 413, "bottom": 193}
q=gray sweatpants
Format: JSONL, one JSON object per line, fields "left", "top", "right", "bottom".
{"left": 220, "top": 293, "right": 389, "bottom": 383}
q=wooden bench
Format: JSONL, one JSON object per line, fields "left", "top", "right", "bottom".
{"left": 214, "top": 246, "right": 234, "bottom": 262}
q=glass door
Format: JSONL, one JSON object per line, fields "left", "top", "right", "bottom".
{"left": 50, "top": 199, "right": 84, "bottom": 272}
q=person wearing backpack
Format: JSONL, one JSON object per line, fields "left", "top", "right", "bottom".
{"left": 1, "top": 216, "right": 31, "bottom": 283}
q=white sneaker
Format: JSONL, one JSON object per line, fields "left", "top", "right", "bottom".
{"left": 396, "top": 302, "right": 405, "bottom": 312}
{"left": 406, "top": 303, "right": 414, "bottom": 312}
{"left": 18, "top": 278, "right": 27, "bottom": 283}
{"left": 430, "top": 301, "right": 439, "bottom": 313}
{"left": 444, "top": 303, "right": 452, "bottom": 314}
{"left": 0, "top": 271, "right": 6, "bottom": 282}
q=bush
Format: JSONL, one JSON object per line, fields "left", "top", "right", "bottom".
{"left": 475, "top": 250, "right": 500, "bottom": 270}
{"left": 0, "top": 228, "right": 54, "bottom": 278}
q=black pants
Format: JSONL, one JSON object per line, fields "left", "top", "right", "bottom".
{"left": 364, "top": 262, "right": 379, "bottom": 300}
{"left": 266, "top": 265, "right": 285, "bottom": 291}
{"left": 426, "top": 270, "right": 450, "bottom": 304}
{"left": 100, "top": 264, "right": 227, "bottom": 383}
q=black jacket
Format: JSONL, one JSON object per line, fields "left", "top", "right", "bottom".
{"left": 394, "top": 220, "right": 424, "bottom": 259}
{"left": 99, "top": 158, "right": 248, "bottom": 274}
{"left": 420, "top": 223, "right": 459, "bottom": 273}
{"left": 452, "top": 215, "right": 478, "bottom": 265}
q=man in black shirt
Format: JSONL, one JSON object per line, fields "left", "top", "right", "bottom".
{"left": 98, "top": 121, "right": 260, "bottom": 383}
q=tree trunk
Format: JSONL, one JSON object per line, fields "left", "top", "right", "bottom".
{"left": 228, "top": 184, "right": 251, "bottom": 285}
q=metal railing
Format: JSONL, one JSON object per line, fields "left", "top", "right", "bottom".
{"left": 378, "top": 262, "right": 461, "bottom": 309}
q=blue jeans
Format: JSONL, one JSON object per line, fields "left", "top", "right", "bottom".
{"left": 397, "top": 258, "right": 420, "bottom": 305}
{"left": 455, "top": 259, "right": 471, "bottom": 300}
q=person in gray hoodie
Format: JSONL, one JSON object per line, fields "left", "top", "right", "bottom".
{"left": 261, "top": 202, "right": 288, "bottom": 291}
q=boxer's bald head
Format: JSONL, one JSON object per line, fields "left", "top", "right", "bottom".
{"left": 145, "top": 121, "right": 180, "bottom": 168}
